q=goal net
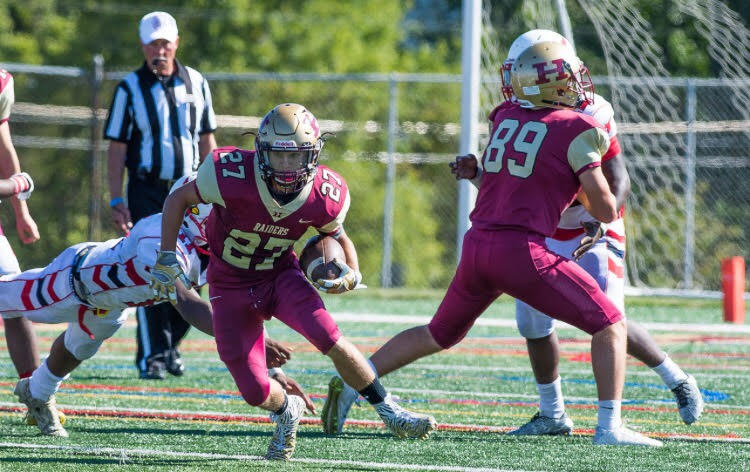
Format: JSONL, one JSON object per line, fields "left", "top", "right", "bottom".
{"left": 480, "top": 0, "right": 750, "bottom": 293}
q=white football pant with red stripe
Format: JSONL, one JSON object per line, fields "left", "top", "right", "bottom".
{"left": 515, "top": 218, "right": 626, "bottom": 339}
{"left": 0, "top": 214, "right": 201, "bottom": 361}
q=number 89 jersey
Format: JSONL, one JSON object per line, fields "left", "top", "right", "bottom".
{"left": 194, "top": 146, "right": 350, "bottom": 287}
{"left": 471, "top": 101, "right": 610, "bottom": 237}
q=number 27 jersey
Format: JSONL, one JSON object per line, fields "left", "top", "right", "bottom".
{"left": 194, "top": 146, "right": 350, "bottom": 287}
{"left": 471, "top": 102, "right": 610, "bottom": 237}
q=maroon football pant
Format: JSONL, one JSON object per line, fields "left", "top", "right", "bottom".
{"left": 209, "top": 267, "right": 341, "bottom": 406}
{"left": 428, "top": 228, "right": 623, "bottom": 348}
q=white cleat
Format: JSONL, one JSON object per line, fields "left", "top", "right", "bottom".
{"left": 508, "top": 411, "right": 573, "bottom": 436}
{"left": 321, "top": 376, "right": 360, "bottom": 435}
{"left": 671, "top": 375, "right": 704, "bottom": 425}
{"left": 266, "top": 395, "right": 306, "bottom": 461}
{"left": 593, "top": 425, "right": 663, "bottom": 447}
{"left": 14, "top": 378, "right": 68, "bottom": 438}
{"left": 375, "top": 395, "right": 437, "bottom": 439}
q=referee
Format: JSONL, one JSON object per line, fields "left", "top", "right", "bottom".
{"left": 103, "top": 11, "right": 217, "bottom": 380}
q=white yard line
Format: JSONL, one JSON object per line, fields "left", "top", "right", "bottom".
{"left": 329, "top": 312, "right": 750, "bottom": 334}
{"left": 109, "top": 312, "right": 750, "bottom": 333}
{"left": 0, "top": 442, "right": 537, "bottom": 472}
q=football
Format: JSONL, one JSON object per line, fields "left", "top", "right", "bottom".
{"left": 299, "top": 235, "right": 346, "bottom": 282}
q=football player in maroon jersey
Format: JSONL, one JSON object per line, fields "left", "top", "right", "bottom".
{"left": 155, "top": 103, "right": 436, "bottom": 460}
{"left": 324, "top": 42, "right": 663, "bottom": 447}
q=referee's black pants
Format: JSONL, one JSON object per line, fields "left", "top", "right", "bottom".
{"left": 128, "top": 177, "right": 191, "bottom": 375}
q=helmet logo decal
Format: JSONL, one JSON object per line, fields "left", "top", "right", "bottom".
{"left": 302, "top": 112, "right": 320, "bottom": 138}
{"left": 533, "top": 59, "right": 568, "bottom": 84}
{"left": 273, "top": 140, "right": 297, "bottom": 148}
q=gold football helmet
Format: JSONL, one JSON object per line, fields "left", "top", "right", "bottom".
{"left": 256, "top": 103, "right": 323, "bottom": 194}
{"left": 510, "top": 41, "right": 593, "bottom": 109}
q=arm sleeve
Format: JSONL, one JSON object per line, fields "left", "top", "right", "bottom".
{"left": 567, "top": 127, "right": 609, "bottom": 175}
{"left": 195, "top": 154, "right": 226, "bottom": 207}
{"left": 199, "top": 78, "right": 218, "bottom": 134}
{"left": 103, "top": 83, "right": 133, "bottom": 142}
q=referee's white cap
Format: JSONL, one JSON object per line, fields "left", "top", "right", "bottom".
{"left": 139, "top": 11, "right": 178, "bottom": 45}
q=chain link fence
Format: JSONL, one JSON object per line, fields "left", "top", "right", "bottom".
{"left": 3, "top": 60, "right": 748, "bottom": 292}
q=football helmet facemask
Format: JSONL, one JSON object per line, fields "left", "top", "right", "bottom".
{"left": 169, "top": 173, "right": 212, "bottom": 250}
{"left": 510, "top": 41, "right": 593, "bottom": 109}
{"left": 501, "top": 29, "right": 570, "bottom": 101}
{"left": 255, "top": 103, "right": 323, "bottom": 195}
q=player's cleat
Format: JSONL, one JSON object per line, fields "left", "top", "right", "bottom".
{"left": 375, "top": 395, "right": 436, "bottom": 439}
{"left": 507, "top": 411, "right": 573, "bottom": 436}
{"left": 266, "top": 395, "right": 306, "bottom": 461}
{"left": 321, "top": 376, "right": 360, "bottom": 435}
{"left": 593, "top": 425, "right": 663, "bottom": 447}
{"left": 671, "top": 375, "right": 703, "bottom": 425}
{"left": 14, "top": 378, "right": 68, "bottom": 437}
{"left": 25, "top": 408, "right": 66, "bottom": 427}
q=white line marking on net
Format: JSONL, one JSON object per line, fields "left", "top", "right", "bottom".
{"left": 0, "top": 442, "right": 538, "bottom": 472}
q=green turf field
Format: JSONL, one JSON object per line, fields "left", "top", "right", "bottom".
{"left": 2, "top": 293, "right": 749, "bottom": 471}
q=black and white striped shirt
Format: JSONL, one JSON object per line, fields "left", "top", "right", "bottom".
{"left": 103, "top": 59, "right": 218, "bottom": 181}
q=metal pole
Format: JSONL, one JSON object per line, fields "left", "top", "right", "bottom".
{"left": 554, "top": 0, "right": 576, "bottom": 52}
{"left": 88, "top": 54, "right": 104, "bottom": 241}
{"left": 457, "top": 0, "right": 481, "bottom": 263}
{"left": 380, "top": 75, "right": 398, "bottom": 287}
{"left": 683, "top": 78, "right": 697, "bottom": 289}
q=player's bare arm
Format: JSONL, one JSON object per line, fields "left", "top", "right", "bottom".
{"left": 151, "top": 183, "right": 202, "bottom": 301}
{"left": 578, "top": 167, "right": 618, "bottom": 223}
{"left": 107, "top": 141, "right": 132, "bottom": 234}
{"left": 601, "top": 154, "right": 631, "bottom": 211}
{"left": 573, "top": 154, "right": 630, "bottom": 260}
{"left": 0, "top": 122, "right": 39, "bottom": 244}
{"left": 161, "top": 182, "right": 201, "bottom": 252}
{"left": 334, "top": 228, "right": 360, "bottom": 273}
{"left": 173, "top": 281, "right": 214, "bottom": 335}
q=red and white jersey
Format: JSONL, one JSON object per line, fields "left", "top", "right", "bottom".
{"left": 0, "top": 214, "right": 202, "bottom": 319}
{"left": 471, "top": 102, "right": 609, "bottom": 237}
{"left": 80, "top": 214, "right": 204, "bottom": 310}
{"left": 555, "top": 94, "right": 624, "bottom": 238}
{"left": 195, "top": 146, "right": 350, "bottom": 288}
{"left": 0, "top": 69, "right": 13, "bottom": 124}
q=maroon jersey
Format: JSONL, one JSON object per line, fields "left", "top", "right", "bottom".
{"left": 194, "top": 146, "right": 350, "bottom": 287}
{"left": 471, "top": 102, "right": 610, "bottom": 237}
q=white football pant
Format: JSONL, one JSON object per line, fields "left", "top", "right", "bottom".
{"left": 515, "top": 219, "right": 626, "bottom": 339}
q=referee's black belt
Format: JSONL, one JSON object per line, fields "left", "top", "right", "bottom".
{"left": 132, "top": 168, "right": 178, "bottom": 190}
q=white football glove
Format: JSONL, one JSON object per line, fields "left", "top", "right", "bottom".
{"left": 150, "top": 251, "right": 189, "bottom": 303}
{"left": 313, "top": 259, "right": 362, "bottom": 294}
{"left": 12, "top": 172, "right": 34, "bottom": 200}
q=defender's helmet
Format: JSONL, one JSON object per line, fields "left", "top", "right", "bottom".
{"left": 501, "top": 29, "right": 571, "bottom": 101}
{"left": 255, "top": 103, "right": 323, "bottom": 194}
{"left": 169, "top": 173, "right": 212, "bottom": 248}
{"left": 510, "top": 41, "right": 593, "bottom": 109}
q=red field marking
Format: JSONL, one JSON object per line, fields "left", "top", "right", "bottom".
{"left": 2, "top": 381, "right": 748, "bottom": 417}
{"left": 1, "top": 404, "right": 745, "bottom": 442}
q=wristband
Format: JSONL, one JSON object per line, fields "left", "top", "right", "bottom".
{"left": 109, "top": 197, "right": 124, "bottom": 208}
